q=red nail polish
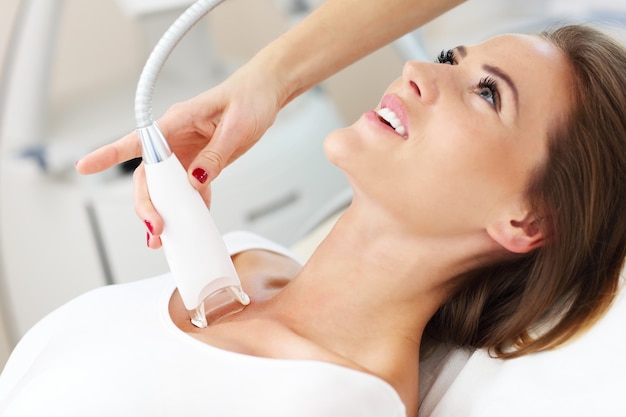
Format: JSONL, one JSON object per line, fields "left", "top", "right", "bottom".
{"left": 146, "top": 231, "right": 150, "bottom": 247}
{"left": 144, "top": 220, "right": 154, "bottom": 235}
{"left": 192, "top": 167, "right": 208, "bottom": 184}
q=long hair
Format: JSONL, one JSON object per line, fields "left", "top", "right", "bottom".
{"left": 424, "top": 24, "right": 626, "bottom": 359}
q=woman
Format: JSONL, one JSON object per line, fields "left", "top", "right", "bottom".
{"left": 3, "top": 25, "right": 626, "bottom": 416}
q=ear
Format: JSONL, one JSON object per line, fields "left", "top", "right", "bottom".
{"left": 486, "top": 212, "right": 544, "bottom": 254}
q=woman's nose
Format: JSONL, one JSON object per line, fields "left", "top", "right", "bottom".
{"left": 402, "top": 60, "right": 440, "bottom": 106}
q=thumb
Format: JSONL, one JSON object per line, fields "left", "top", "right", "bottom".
{"left": 189, "top": 146, "right": 227, "bottom": 187}
{"left": 189, "top": 109, "right": 253, "bottom": 184}
{"left": 187, "top": 101, "right": 266, "bottom": 198}
{"left": 187, "top": 122, "right": 239, "bottom": 204}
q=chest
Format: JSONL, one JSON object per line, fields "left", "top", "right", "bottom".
{"left": 6, "top": 324, "right": 402, "bottom": 417}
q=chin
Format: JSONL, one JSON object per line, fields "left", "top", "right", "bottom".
{"left": 323, "top": 126, "right": 360, "bottom": 169}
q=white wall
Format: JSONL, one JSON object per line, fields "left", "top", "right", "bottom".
{"left": 0, "top": 313, "right": 10, "bottom": 373}
{"left": 0, "top": 0, "right": 21, "bottom": 373}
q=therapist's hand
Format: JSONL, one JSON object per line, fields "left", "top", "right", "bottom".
{"left": 76, "top": 63, "right": 284, "bottom": 249}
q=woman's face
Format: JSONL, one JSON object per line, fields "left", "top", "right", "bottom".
{"left": 325, "top": 34, "right": 572, "bottom": 237}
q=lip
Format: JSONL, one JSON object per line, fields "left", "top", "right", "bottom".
{"left": 365, "top": 110, "right": 393, "bottom": 135}
{"left": 364, "top": 110, "right": 406, "bottom": 141}
{"left": 378, "top": 94, "right": 410, "bottom": 139}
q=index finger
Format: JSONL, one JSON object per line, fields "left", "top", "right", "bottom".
{"left": 75, "top": 130, "right": 142, "bottom": 174}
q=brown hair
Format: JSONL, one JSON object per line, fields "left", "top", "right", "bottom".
{"left": 424, "top": 24, "right": 626, "bottom": 359}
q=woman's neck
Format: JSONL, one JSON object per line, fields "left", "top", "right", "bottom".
{"left": 256, "top": 203, "right": 498, "bottom": 408}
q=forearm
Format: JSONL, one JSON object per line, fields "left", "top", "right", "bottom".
{"left": 254, "top": 0, "right": 465, "bottom": 106}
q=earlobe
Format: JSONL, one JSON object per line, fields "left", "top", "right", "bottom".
{"left": 487, "top": 214, "right": 544, "bottom": 254}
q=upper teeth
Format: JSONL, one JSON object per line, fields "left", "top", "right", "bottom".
{"left": 376, "top": 108, "right": 407, "bottom": 138}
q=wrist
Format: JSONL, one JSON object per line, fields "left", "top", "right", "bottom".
{"left": 248, "top": 37, "right": 312, "bottom": 109}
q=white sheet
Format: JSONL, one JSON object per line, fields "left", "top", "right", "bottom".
{"left": 426, "top": 284, "right": 626, "bottom": 416}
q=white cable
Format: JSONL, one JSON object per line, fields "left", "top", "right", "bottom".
{"left": 134, "top": 0, "right": 226, "bottom": 128}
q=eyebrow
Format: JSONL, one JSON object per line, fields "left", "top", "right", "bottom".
{"left": 454, "top": 45, "right": 519, "bottom": 114}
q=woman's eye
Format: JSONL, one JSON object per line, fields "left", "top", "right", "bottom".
{"left": 477, "top": 76, "right": 499, "bottom": 110}
{"left": 478, "top": 87, "right": 495, "bottom": 106}
{"left": 436, "top": 49, "right": 456, "bottom": 65}
{"left": 435, "top": 50, "right": 500, "bottom": 111}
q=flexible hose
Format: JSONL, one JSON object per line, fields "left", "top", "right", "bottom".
{"left": 134, "top": 0, "right": 226, "bottom": 128}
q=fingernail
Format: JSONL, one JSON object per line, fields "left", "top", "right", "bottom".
{"left": 144, "top": 220, "right": 154, "bottom": 235}
{"left": 146, "top": 231, "right": 150, "bottom": 247}
{"left": 192, "top": 167, "right": 208, "bottom": 184}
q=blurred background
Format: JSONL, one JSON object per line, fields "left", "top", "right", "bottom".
{"left": 1, "top": 0, "right": 625, "bottom": 370}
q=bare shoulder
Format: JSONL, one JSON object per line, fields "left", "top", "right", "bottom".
{"left": 232, "top": 249, "right": 302, "bottom": 302}
{"left": 203, "top": 315, "right": 368, "bottom": 373}
{"left": 168, "top": 290, "right": 363, "bottom": 373}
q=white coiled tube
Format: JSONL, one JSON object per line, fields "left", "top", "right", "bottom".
{"left": 135, "top": 0, "right": 226, "bottom": 128}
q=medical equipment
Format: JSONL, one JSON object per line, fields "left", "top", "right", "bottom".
{"left": 136, "top": 0, "right": 249, "bottom": 327}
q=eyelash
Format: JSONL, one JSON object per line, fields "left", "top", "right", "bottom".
{"left": 435, "top": 49, "right": 501, "bottom": 110}
{"left": 436, "top": 49, "right": 456, "bottom": 65}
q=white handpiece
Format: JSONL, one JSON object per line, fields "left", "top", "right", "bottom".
{"left": 133, "top": 0, "right": 248, "bottom": 328}
{"left": 139, "top": 124, "right": 250, "bottom": 328}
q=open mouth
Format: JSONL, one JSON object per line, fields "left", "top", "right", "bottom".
{"left": 376, "top": 107, "right": 407, "bottom": 138}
